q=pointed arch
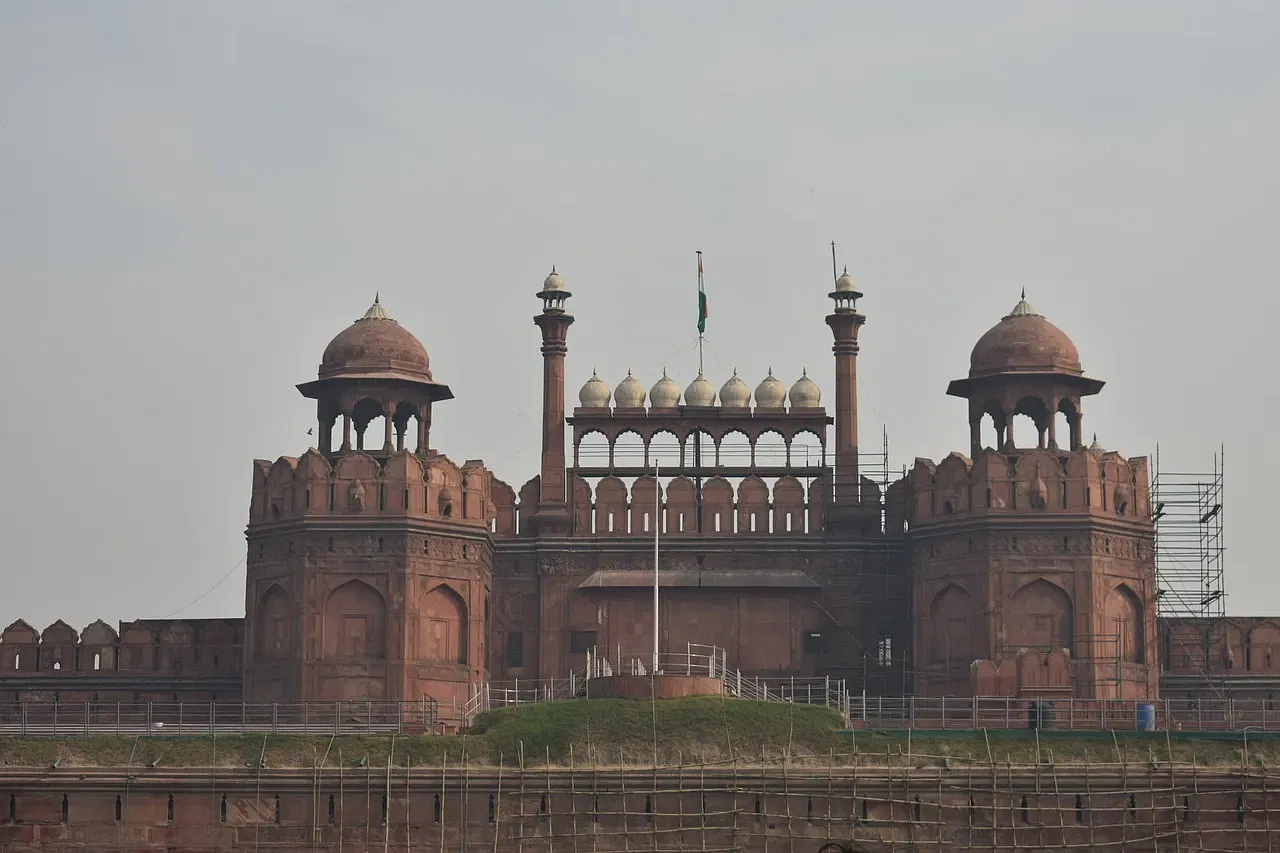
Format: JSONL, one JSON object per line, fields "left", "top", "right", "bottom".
{"left": 420, "top": 583, "right": 469, "bottom": 665}
{"left": 929, "top": 584, "right": 978, "bottom": 664}
{"left": 1104, "top": 583, "right": 1145, "bottom": 664}
{"left": 323, "top": 580, "right": 387, "bottom": 660}
{"left": 257, "top": 585, "right": 295, "bottom": 663}
{"left": 1008, "top": 579, "right": 1074, "bottom": 653}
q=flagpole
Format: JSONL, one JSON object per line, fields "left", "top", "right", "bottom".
{"left": 653, "top": 459, "right": 660, "bottom": 673}
{"left": 696, "top": 251, "right": 705, "bottom": 374}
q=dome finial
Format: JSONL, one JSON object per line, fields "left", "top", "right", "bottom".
{"left": 1020, "top": 287, "right": 1025, "bottom": 300}
{"left": 362, "top": 294, "right": 390, "bottom": 320}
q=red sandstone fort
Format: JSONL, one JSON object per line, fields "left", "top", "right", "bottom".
{"left": 0, "top": 268, "right": 1247, "bottom": 711}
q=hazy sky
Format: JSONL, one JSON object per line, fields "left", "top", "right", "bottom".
{"left": 0, "top": 2, "right": 1275, "bottom": 631}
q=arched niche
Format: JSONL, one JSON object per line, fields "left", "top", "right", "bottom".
{"left": 1007, "top": 579, "right": 1074, "bottom": 653}
{"left": 702, "top": 477, "right": 734, "bottom": 533}
{"left": 1104, "top": 584, "right": 1144, "bottom": 664}
{"left": 630, "top": 476, "right": 661, "bottom": 534}
{"left": 773, "top": 476, "right": 805, "bottom": 533}
{"left": 594, "top": 476, "right": 628, "bottom": 535}
{"left": 737, "top": 475, "right": 769, "bottom": 533}
{"left": 323, "top": 580, "right": 387, "bottom": 660}
{"left": 420, "top": 584, "right": 468, "bottom": 665}
{"left": 665, "top": 476, "right": 697, "bottom": 535}
{"left": 257, "top": 585, "right": 294, "bottom": 663}
{"left": 929, "top": 585, "right": 977, "bottom": 664}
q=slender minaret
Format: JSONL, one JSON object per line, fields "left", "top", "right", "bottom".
{"left": 826, "top": 266, "right": 866, "bottom": 517}
{"left": 532, "top": 268, "right": 574, "bottom": 535}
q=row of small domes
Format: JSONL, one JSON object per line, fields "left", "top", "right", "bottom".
{"left": 580, "top": 368, "right": 822, "bottom": 409}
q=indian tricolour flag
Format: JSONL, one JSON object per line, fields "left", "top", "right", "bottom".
{"left": 697, "top": 252, "right": 708, "bottom": 334}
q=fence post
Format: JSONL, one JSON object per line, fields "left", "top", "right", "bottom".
{"left": 909, "top": 696, "right": 916, "bottom": 729}
{"left": 397, "top": 702, "right": 403, "bottom": 735}
{"left": 84, "top": 702, "right": 89, "bottom": 737}
{"left": 687, "top": 642, "right": 692, "bottom": 676}
{"left": 335, "top": 702, "right": 341, "bottom": 735}
{"left": 21, "top": 703, "right": 26, "bottom": 738}
{"left": 972, "top": 696, "right": 978, "bottom": 729}
{"left": 210, "top": 702, "right": 215, "bottom": 736}
{"left": 272, "top": 702, "right": 278, "bottom": 734}
{"left": 146, "top": 702, "right": 153, "bottom": 732}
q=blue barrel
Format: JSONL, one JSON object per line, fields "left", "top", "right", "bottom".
{"left": 1136, "top": 703, "right": 1156, "bottom": 731}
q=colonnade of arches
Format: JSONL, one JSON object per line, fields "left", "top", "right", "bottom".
{"left": 972, "top": 395, "right": 1084, "bottom": 452}
{"left": 317, "top": 397, "right": 432, "bottom": 455}
{"left": 575, "top": 429, "right": 825, "bottom": 469}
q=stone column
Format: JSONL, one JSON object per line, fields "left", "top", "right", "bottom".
{"left": 341, "top": 411, "right": 353, "bottom": 452}
{"left": 383, "top": 402, "right": 395, "bottom": 452}
{"left": 532, "top": 308, "right": 575, "bottom": 535}
{"left": 825, "top": 310, "right": 865, "bottom": 507}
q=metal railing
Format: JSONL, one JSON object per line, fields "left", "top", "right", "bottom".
{"left": 851, "top": 695, "right": 1280, "bottom": 732}
{"left": 0, "top": 698, "right": 438, "bottom": 736}
{"left": 12, "top": 694, "right": 1280, "bottom": 738}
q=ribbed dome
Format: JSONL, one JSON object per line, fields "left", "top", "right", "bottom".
{"left": 834, "top": 266, "right": 857, "bottom": 293}
{"left": 649, "top": 369, "right": 681, "bottom": 408}
{"left": 1088, "top": 434, "right": 1105, "bottom": 456}
{"left": 542, "top": 267, "right": 565, "bottom": 292}
{"left": 579, "top": 369, "right": 610, "bottom": 408}
{"left": 719, "top": 369, "right": 751, "bottom": 408}
{"left": 614, "top": 369, "right": 646, "bottom": 409}
{"left": 788, "top": 368, "right": 821, "bottom": 408}
{"left": 319, "top": 295, "right": 432, "bottom": 381}
{"left": 684, "top": 371, "right": 717, "bottom": 407}
{"left": 969, "top": 295, "right": 1082, "bottom": 378}
{"left": 754, "top": 368, "right": 786, "bottom": 409}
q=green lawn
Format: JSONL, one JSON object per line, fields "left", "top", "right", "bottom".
{"left": 0, "top": 697, "right": 1272, "bottom": 769}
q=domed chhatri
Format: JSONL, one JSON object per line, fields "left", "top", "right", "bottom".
{"left": 834, "top": 266, "right": 858, "bottom": 293}
{"left": 684, "top": 371, "right": 717, "bottom": 407}
{"left": 614, "top": 369, "right": 646, "bottom": 409}
{"left": 788, "top": 367, "right": 821, "bottom": 408}
{"left": 649, "top": 369, "right": 681, "bottom": 408}
{"left": 968, "top": 292, "right": 1082, "bottom": 378}
{"left": 578, "top": 369, "right": 611, "bottom": 408}
{"left": 318, "top": 294, "right": 433, "bottom": 381}
{"left": 542, "top": 266, "right": 566, "bottom": 292}
{"left": 754, "top": 368, "right": 786, "bottom": 409}
{"left": 719, "top": 369, "right": 751, "bottom": 408}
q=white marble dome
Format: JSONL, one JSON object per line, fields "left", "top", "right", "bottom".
{"left": 754, "top": 368, "right": 786, "bottom": 409}
{"left": 788, "top": 368, "right": 821, "bottom": 408}
{"left": 614, "top": 369, "right": 646, "bottom": 408}
{"left": 684, "top": 371, "right": 717, "bottom": 407}
{"left": 649, "top": 369, "right": 681, "bottom": 408}
{"left": 578, "top": 369, "right": 610, "bottom": 408}
{"left": 834, "top": 266, "right": 857, "bottom": 293}
{"left": 719, "top": 369, "right": 751, "bottom": 408}
{"left": 542, "top": 267, "right": 565, "bottom": 291}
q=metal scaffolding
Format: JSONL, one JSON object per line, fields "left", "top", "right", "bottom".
{"left": 1152, "top": 445, "right": 1227, "bottom": 691}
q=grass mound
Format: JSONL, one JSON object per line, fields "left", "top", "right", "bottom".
{"left": 0, "top": 697, "right": 1273, "bottom": 770}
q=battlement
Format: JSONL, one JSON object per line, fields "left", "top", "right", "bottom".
{"left": 906, "top": 447, "right": 1152, "bottom": 525}
{"left": 490, "top": 471, "right": 891, "bottom": 538}
{"left": 249, "top": 448, "right": 497, "bottom": 529}
{"left": 0, "top": 618, "right": 243, "bottom": 676}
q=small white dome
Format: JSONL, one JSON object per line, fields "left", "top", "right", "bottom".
{"left": 614, "top": 369, "right": 646, "bottom": 408}
{"left": 649, "top": 369, "right": 681, "bottom": 408}
{"left": 788, "top": 368, "right": 821, "bottom": 408}
{"left": 754, "top": 367, "right": 786, "bottom": 409}
{"left": 834, "top": 266, "right": 857, "bottom": 293}
{"left": 578, "top": 369, "right": 610, "bottom": 408}
{"left": 1088, "top": 434, "right": 1105, "bottom": 455}
{"left": 542, "top": 267, "right": 565, "bottom": 291}
{"left": 719, "top": 369, "right": 751, "bottom": 408}
{"left": 684, "top": 371, "right": 717, "bottom": 407}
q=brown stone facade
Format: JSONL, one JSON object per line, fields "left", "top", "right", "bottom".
{"left": 0, "top": 282, "right": 1190, "bottom": 705}
{"left": 0, "top": 766, "right": 1271, "bottom": 851}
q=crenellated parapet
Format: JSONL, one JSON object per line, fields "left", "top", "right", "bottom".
{"left": 907, "top": 447, "right": 1152, "bottom": 525}
{"left": 249, "top": 448, "right": 501, "bottom": 530}
{"left": 0, "top": 618, "right": 243, "bottom": 676}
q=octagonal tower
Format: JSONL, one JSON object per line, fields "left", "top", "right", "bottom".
{"left": 908, "top": 294, "right": 1157, "bottom": 701}
{"left": 244, "top": 297, "right": 494, "bottom": 712}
